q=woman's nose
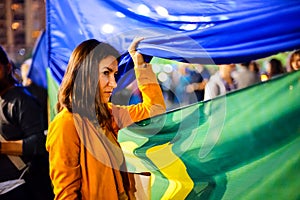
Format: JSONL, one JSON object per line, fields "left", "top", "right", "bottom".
{"left": 108, "top": 76, "right": 117, "bottom": 88}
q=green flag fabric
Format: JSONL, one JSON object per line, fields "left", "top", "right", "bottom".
{"left": 46, "top": 68, "right": 59, "bottom": 121}
{"left": 118, "top": 70, "right": 300, "bottom": 200}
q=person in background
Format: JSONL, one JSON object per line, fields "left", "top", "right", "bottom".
{"left": 232, "top": 61, "right": 260, "bottom": 89}
{"left": 266, "top": 58, "right": 285, "bottom": 79}
{"left": 287, "top": 49, "right": 300, "bottom": 72}
{"left": 249, "top": 61, "right": 262, "bottom": 82}
{"left": 185, "top": 64, "right": 210, "bottom": 103}
{"left": 204, "top": 64, "right": 237, "bottom": 100}
{"left": 20, "top": 59, "right": 48, "bottom": 130}
{"left": 173, "top": 63, "right": 190, "bottom": 106}
{"left": 249, "top": 61, "right": 260, "bottom": 75}
{"left": 248, "top": 60, "right": 265, "bottom": 82}
{"left": 0, "top": 46, "right": 53, "bottom": 199}
{"left": 46, "top": 37, "right": 166, "bottom": 199}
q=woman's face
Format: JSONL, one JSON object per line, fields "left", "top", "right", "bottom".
{"left": 98, "top": 55, "right": 118, "bottom": 103}
{"left": 291, "top": 54, "right": 300, "bottom": 71}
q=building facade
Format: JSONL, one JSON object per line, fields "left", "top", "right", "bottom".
{"left": 0, "top": 0, "right": 45, "bottom": 64}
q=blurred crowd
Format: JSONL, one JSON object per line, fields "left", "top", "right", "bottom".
{"left": 117, "top": 49, "right": 300, "bottom": 110}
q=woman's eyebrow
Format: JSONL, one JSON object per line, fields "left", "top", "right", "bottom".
{"left": 103, "top": 66, "right": 113, "bottom": 72}
{"left": 103, "top": 66, "right": 118, "bottom": 73}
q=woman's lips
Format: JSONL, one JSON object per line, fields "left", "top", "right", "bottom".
{"left": 104, "top": 91, "right": 112, "bottom": 96}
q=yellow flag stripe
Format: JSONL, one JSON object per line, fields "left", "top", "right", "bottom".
{"left": 146, "top": 142, "right": 194, "bottom": 200}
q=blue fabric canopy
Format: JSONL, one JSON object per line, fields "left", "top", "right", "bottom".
{"left": 29, "top": 31, "right": 48, "bottom": 88}
{"left": 31, "top": 0, "right": 300, "bottom": 86}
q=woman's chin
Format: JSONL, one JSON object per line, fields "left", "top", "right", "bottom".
{"left": 102, "top": 95, "right": 111, "bottom": 103}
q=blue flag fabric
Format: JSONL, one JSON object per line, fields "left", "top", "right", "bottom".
{"left": 44, "top": 0, "right": 300, "bottom": 86}
{"left": 29, "top": 30, "right": 48, "bottom": 89}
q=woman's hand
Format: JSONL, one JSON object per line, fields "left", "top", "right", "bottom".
{"left": 128, "top": 37, "right": 146, "bottom": 68}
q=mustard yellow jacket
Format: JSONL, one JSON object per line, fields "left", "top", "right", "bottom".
{"left": 46, "top": 66, "right": 166, "bottom": 200}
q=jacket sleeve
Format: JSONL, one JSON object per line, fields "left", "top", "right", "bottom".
{"left": 46, "top": 112, "right": 81, "bottom": 200}
{"left": 111, "top": 64, "right": 166, "bottom": 129}
{"left": 16, "top": 92, "right": 46, "bottom": 156}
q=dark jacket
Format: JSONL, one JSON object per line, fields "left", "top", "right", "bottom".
{"left": 0, "top": 86, "right": 53, "bottom": 199}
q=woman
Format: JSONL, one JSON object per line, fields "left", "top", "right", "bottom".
{"left": 288, "top": 49, "right": 300, "bottom": 72}
{"left": 0, "top": 46, "right": 53, "bottom": 199}
{"left": 46, "top": 37, "right": 166, "bottom": 199}
{"left": 266, "top": 58, "right": 285, "bottom": 79}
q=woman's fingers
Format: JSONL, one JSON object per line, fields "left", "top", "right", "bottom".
{"left": 128, "top": 37, "right": 145, "bottom": 67}
{"left": 128, "top": 37, "right": 144, "bottom": 56}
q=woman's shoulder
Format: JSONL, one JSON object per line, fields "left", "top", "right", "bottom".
{"left": 50, "top": 108, "right": 75, "bottom": 127}
{"left": 46, "top": 108, "right": 80, "bottom": 150}
{"left": 47, "top": 108, "right": 77, "bottom": 140}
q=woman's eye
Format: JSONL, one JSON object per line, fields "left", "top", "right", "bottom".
{"left": 103, "top": 71, "right": 109, "bottom": 76}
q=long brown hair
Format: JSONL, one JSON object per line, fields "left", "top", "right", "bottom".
{"left": 57, "top": 39, "right": 120, "bottom": 133}
{"left": 268, "top": 58, "right": 284, "bottom": 78}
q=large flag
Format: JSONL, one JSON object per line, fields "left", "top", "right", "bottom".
{"left": 45, "top": 0, "right": 300, "bottom": 84}
{"left": 119, "top": 71, "right": 300, "bottom": 199}
{"left": 33, "top": 0, "right": 300, "bottom": 119}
